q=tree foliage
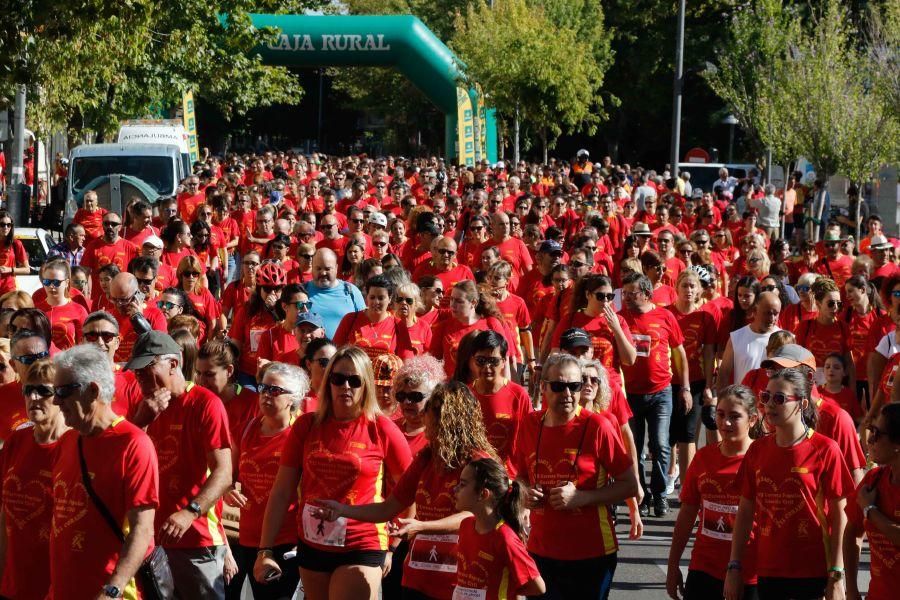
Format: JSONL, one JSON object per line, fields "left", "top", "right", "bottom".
{"left": 0, "top": 0, "right": 327, "bottom": 138}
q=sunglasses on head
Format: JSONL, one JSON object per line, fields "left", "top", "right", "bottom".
{"left": 41, "top": 278, "right": 66, "bottom": 288}
{"left": 330, "top": 373, "right": 363, "bottom": 388}
{"left": 396, "top": 391, "right": 426, "bottom": 403}
{"left": 548, "top": 380, "right": 583, "bottom": 393}
{"left": 24, "top": 384, "right": 55, "bottom": 398}
{"left": 13, "top": 351, "right": 49, "bottom": 366}
{"left": 593, "top": 291, "right": 615, "bottom": 302}
{"left": 759, "top": 390, "right": 801, "bottom": 405}
{"left": 474, "top": 356, "right": 502, "bottom": 367}
{"left": 84, "top": 330, "right": 118, "bottom": 343}
{"left": 258, "top": 383, "right": 295, "bottom": 397}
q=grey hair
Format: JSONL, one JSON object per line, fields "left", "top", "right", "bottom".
{"left": 764, "top": 183, "right": 776, "bottom": 195}
{"left": 262, "top": 362, "right": 310, "bottom": 411}
{"left": 54, "top": 344, "right": 115, "bottom": 404}
{"left": 84, "top": 310, "right": 120, "bottom": 334}
{"left": 622, "top": 271, "right": 653, "bottom": 297}
{"left": 393, "top": 354, "right": 445, "bottom": 398}
{"left": 542, "top": 352, "right": 582, "bottom": 382}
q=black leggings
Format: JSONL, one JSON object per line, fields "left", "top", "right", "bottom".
{"left": 685, "top": 569, "right": 758, "bottom": 600}
{"left": 224, "top": 542, "right": 300, "bottom": 600}
{"left": 757, "top": 576, "right": 827, "bottom": 600}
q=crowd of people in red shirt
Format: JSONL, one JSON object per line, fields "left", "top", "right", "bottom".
{"left": 0, "top": 149, "right": 898, "bottom": 600}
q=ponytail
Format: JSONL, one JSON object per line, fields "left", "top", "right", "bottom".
{"left": 467, "top": 458, "right": 527, "bottom": 541}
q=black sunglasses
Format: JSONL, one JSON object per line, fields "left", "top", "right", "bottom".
{"left": 24, "top": 384, "right": 54, "bottom": 398}
{"left": 548, "top": 380, "right": 583, "bottom": 393}
{"left": 395, "top": 297, "right": 415, "bottom": 305}
{"left": 330, "top": 373, "right": 363, "bottom": 388}
{"left": 13, "top": 351, "right": 49, "bottom": 366}
{"left": 258, "top": 383, "right": 296, "bottom": 397}
{"left": 593, "top": 292, "right": 615, "bottom": 302}
{"left": 396, "top": 391, "right": 426, "bottom": 403}
{"left": 54, "top": 381, "right": 85, "bottom": 399}
{"left": 474, "top": 356, "right": 502, "bottom": 367}
{"left": 84, "top": 331, "right": 118, "bottom": 343}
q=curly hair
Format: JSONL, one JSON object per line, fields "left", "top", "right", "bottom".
{"left": 393, "top": 354, "right": 445, "bottom": 393}
{"left": 426, "top": 381, "right": 498, "bottom": 470}
{"left": 580, "top": 359, "right": 610, "bottom": 412}
{"left": 810, "top": 277, "right": 839, "bottom": 302}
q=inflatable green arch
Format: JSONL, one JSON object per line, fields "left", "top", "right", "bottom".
{"left": 244, "top": 14, "right": 498, "bottom": 164}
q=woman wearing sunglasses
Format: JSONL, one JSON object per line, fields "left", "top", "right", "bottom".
{"left": 257, "top": 284, "right": 310, "bottom": 368}
{"left": 392, "top": 282, "right": 432, "bottom": 358}
{"left": 725, "top": 369, "right": 854, "bottom": 600}
{"left": 513, "top": 352, "right": 638, "bottom": 599}
{"left": 190, "top": 219, "right": 223, "bottom": 297}
{"left": 844, "top": 403, "right": 900, "bottom": 600}
{"left": 224, "top": 362, "right": 308, "bottom": 600}
{"left": 0, "top": 210, "right": 29, "bottom": 295}
{"left": 779, "top": 272, "right": 819, "bottom": 334}
{"left": 229, "top": 262, "right": 288, "bottom": 388}
{"left": 313, "top": 380, "right": 495, "bottom": 600}
{"left": 0, "top": 359, "right": 68, "bottom": 600}
{"left": 298, "top": 338, "right": 336, "bottom": 415}
{"left": 254, "top": 346, "right": 412, "bottom": 600}
{"left": 38, "top": 258, "right": 88, "bottom": 350}
{"left": 177, "top": 255, "right": 224, "bottom": 343}
{"left": 196, "top": 338, "right": 260, "bottom": 450}
{"left": 796, "top": 278, "right": 854, "bottom": 387}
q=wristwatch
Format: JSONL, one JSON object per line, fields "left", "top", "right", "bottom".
{"left": 102, "top": 584, "right": 123, "bottom": 598}
{"left": 186, "top": 500, "right": 202, "bottom": 517}
{"left": 828, "top": 567, "right": 844, "bottom": 581}
{"left": 863, "top": 504, "right": 878, "bottom": 520}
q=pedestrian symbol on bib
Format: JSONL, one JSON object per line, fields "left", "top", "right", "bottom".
{"left": 716, "top": 516, "right": 726, "bottom": 532}
{"left": 429, "top": 546, "right": 439, "bottom": 561}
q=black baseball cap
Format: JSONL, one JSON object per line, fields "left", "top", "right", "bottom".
{"left": 125, "top": 331, "right": 181, "bottom": 371}
{"left": 560, "top": 328, "right": 592, "bottom": 350}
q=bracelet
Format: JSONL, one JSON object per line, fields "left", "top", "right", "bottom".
{"left": 863, "top": 504, "right": 878, "bottom": 520}
{"left": 257, "top": 548, "right": 274, "bottom": 558}
{"left": 828, "top": 566, "right": 844, "bottom": 573}
{"left": 726, "top": 560, "right": 742, "bottom": 571}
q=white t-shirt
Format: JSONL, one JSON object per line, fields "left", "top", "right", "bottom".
{"left": 730, "top": 325, "right": 781, "bottom": 384}
{"left": 875, "top": 330, "right": 900, "bottom": 358}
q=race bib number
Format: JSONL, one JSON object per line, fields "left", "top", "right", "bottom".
{"left": 633, "top": 333, "right": 651, "bottom": 358}
{"left": 452, "top": 586, "right": 487, "bottom": 600}
{"left": 302, "top": 504, "right": 347, "bottom": 547}
{"left": 700, "top": 499, "right": 737, "bottom": 541}
{"left": 408, "top": 533, "right": 459, "bottom": 573}
{"left": 249, "top": 329, "right": 266, "bottom": 353}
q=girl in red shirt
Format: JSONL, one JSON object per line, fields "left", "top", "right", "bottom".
{"left": 796, "top": 278, "right": 854, "bottom": 387}
{"left": 667, "top": 384, "right": 760, "bottom": 600}
{"left": 177, "top": 255, "right": 223, "bottom": 341}
{"left": 334, "top": 275, "right": 407, "bottom": 361}
{"left": 452, "top": 458, "right": 545, "bottom": 600}
{"left": 229, "top": 262, "right": 286, "bottom": 384}
{"left": 725, "top": 369, "right": 855, "bottom": 600}
{"left": 39, "top": 259, "right": 87, "bottom": 350}
{"left": 298, "top": 339, "right": 336, "bottom": 415}
{"left": 0, "top": 211, "right": 29, "bottom": 295}
{"left": 819, "top": 353, "right": 863, "bottom": 424}
{"left": 195, "top": 339, "right": 259, "bottom": 448}
{"left": 257, "top": 283, "right": 308, "bottom": 367}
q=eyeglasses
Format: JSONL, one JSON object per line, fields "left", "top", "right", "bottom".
{"left": 258, "top": 383, "right": 296, "bottom": 397}
{"left": 867, "top": 425, "right": 886, "bottom": 443}
{"left": 12, "top": 350, "right": 50, "bottom": 366}
{"left": 53, "top": 381, "right": 85, "bottom": 399}
{"left": 136, "top": 277, "right": 155, "bottom": 287}
{"left": 759, "top": 390, "right": 801, "bottom": 405}
{"left": 593, "top": 291, "right": 615, "bottom": 302}
{"left": 41, "top": 278, "right": 66, "bottom": 288}
{"left": 827, "top": 300, "right": 842, "bottom": 310}
{"left": 294, "top": 301, "right": 313, "bottom": 312}
{"left": 24, "top": 384, "right": 55, "bottom": 398}
{"left": 111, "top": 293, "right": 137, "bottom": 306}
{"left": 548, "top": 380, "right": 583, "bottom": 393}
{"left": 181, "top": 271, "right": 201, "bottom": 278}
{"left": 330, "top": 373, "right": 363, "bottom": 388}
{"left": 570, "top": 260, "right": 587, "bottom": 268}
{"left": 84, "top": 330, "right": 118, "bottom": 343}
{"left": 395, "top": 297, "right": 415, "bottom": 305}
{"left": 582, "top": 376, "right": 600, "bottom": 385}
{"left": 396, "top": 391, "right": 426, "bottom": 403}
{"left": 474, "top": 356, "right": 503, "bottom": 367}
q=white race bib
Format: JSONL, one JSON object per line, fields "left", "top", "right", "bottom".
{"left": 633, "top": 333, "right": 651, "bottom": 357}
{"left": 452, "top": 586, "right": 487, "bottom": 600}
{"left": 249, "top": 329, "right": 266, "bottom": 353}
{"left": 700, "top": 499, "right": 737, "bottom": 541}
{"left": 302, "top": 504, "right": 347, "bottom": 547}
{"left": 408, "top": 533, "right": 459, "bottom": 573}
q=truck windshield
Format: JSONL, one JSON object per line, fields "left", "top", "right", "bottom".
{"left": 71, "top": 156, "right": 175, "bottom": 196}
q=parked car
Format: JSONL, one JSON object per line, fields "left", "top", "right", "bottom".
{"left": 14, "top": 227, "right": 57, "bottom": 295}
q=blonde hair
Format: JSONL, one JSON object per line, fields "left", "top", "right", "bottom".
{"left": 315, "top": 346, "right": 380, "bottom": 424}
{"left": 0, "top": 291, "right": 34, "bottom": 310}
{"left": 580, "top": 359, "right": 610, "bottom": 412}
{"left": 176, "top": 255, "right": 205, "bottom": 293}
{"left": 426, "top": 381, "right": 498, "bottom": 470}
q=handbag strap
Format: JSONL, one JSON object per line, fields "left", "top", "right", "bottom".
{"left": 78, "top": 436, "right": 126, "bottom": 544}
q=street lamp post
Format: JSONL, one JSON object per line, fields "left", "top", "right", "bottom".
{"left": 669, "top": 0, "right": 686, "bottom": 176}
{"left": 722, "top": 114, "right": 739, "bottom": 163}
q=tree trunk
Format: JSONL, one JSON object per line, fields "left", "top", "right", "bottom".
{"left": 780, "top": 161, "right": 790, "bottom": 240}
{"left": 812, "top": 174, "right": 828, "bottom": 243}
{"left": 513, "top": 106, "right": 520, "bottom": 165}
{"left": 853, "top": 180, "right": 862, "bottom": 243}
{"left": 541, "top": 128, "right": 548, "bottom": 165}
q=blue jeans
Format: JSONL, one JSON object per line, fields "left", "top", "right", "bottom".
{"left": 627, "top": 386, "right": 673, "bottom": 498}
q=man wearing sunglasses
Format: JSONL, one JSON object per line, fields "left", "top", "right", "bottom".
{"left": 108, "top": 273, "right": 167, "bottom": 364}
{"left": 0, "top": 329, "right": 49, "bottom": 443}
{"left": 127, "top": 331, "right": 233, "bottom": 597}
{"left": 81, "top": 210, "right": 139, "bottom": 294}
{"left": 411, "top": 237, "right": 474, "bottom": 304}
{"left": 81, "top": 310, "right": 145, "bottom": 417}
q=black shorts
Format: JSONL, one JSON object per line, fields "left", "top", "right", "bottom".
{"left": 685, "top": 569, "right": 758, "bottom": 600}
{"left": 670, "top": 381, "right": 704, "bottom": 443}
{"left": 757, "top": 576, "right": 827, "bottom": 600}
{"left": 296, "top": 539, "right": 386, "bottom": 573}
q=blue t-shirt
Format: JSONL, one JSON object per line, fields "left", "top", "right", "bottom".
{"left": 305, "top": 280, "right": 365, "bottom": 338}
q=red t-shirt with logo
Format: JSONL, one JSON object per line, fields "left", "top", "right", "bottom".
{"left": 517, "top": 268, "right": 554, "bottom": 313}
{"left": 0, "top": 240, "right": 27, "bottom": 294}
{"left": 177, "top": 192, "right": 206, "bottom": 225}
{"left": 735, "top": 431, "right": 854, "bottom": 578}
{"left": 0, "top": 425, "right": 63, "bottom": 600}
{"left": 795, "top": 319, "right": 851, "bottom": 372}
{"left": 620, "top": 306, "right": 685, "bottom": 395}
{"left": 47, "top": 301, "right": 88, "bottom": 350}
{"left": 0, "top": 382, "right": 27, "bottom": 444}
{"left": 398, "top": 319, "right": 433, "bottom": 360}
{"left": 815, "top": 255, "right": 854, "bottom": 288}
{"left": 113, "top": 369, "right": 142, "bottom": 418}
{"left": 551, "top": 311, "right": 633, "bottom": 387}
{"left": 846, "top": 466, "right": 900, "bottom": 600}
{"left": 280, "top": 413, "right": 413, "bottom": 551}
{"left": 113, "top": 305, "right": 167, "bottom": 364}
{"left": 666, "top": 304, "right": 717, "bottom": 383}
{"left": 844, "top": 308, "right": 889, "bottom": 382}
{"left": 223, "top": 387, "right": 260, "bottom": 452}
{"left": 817, "top": 385, "right": 863, "bottom": 421}
{"left": 512, "top": 409, "right": 632, "bottom": 560}
{"left": 333, "top": 312, "right": 406, "bottom": 357}
{"left": 229, "top": 308, "right": 277, "bottom": 375}
{"left": 221, "top": 281, "right": 253, "bottom": 318}
{"left": 454, "top": 517, "right": 541, "bottom": 600}
{"left": 470, "top": 382, "right": 532, "bottom": 478}
{"left": 235, "top": 417, "right": 297, "bottom": 547}
{"left": 257, "top": 325, "right": 300, "bottom": 365}
{"left": 410, "top": 263, "right": 474, "bottom": 305}
{"left": 49, "top": 420, "right": 158, "bottom": 600}
{"left": 680, "top": 443, "right": 758, "bottom": 584}
{"left": 815, "top": 398, "right": 867, "bottom": 471}
{"left": 480, "top": 237, "right": 534, "bottom": 289}
{"left": 142, "top": 384, "right": 231, "bottom": 549}
{"left": 429, "top": 316, "right": 513, "bottom": 377}
{"left": 73, "top": 207, "right": 107, "bottom": 241}
{"left": 81, "top": 237, "right": 138, "bottom": 289}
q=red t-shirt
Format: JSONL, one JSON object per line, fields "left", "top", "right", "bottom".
{"left": 221, "top": 281, "right": 253, "bottom": 318}
{"left": 113, "top": 369, "right": 142, "bottom": 419}
{"left": 512, "top": 409, "right": 632, "bottom": 560}
{"left": 795, "top": 319, "right": 851, "bottom": 372}
{"left": 779, "top": 302, "right": 818, "bottom": 335}
{"left": 223, "top": 386, "right": 260, "bottom": 451}
{"left": 517, "top": 267, "right": 554, "bottom": 313}
{"left": 815, "top": 255, "right": 854, "bottom": 288}
{"left": 454, "top": 517, "right": 541, "bottom": 600}
{"left": 620, "top": 306, "right": 685, "bottom": 395}
{"left": 47, "top": 301, "right": 88, "bottom": 350}
{"left": 257, "top": 325, "right": 300, "bottom": 365}
{"left": 49, "top": 420, "right": 158, "bottom": 600}
{"left": 113, "top": 305, "right": 167, "bottom": 363}
{"left": 666, "top": 304, "right": 717, "bottom": 383}
{"left": 141, "top": 383, "right": 231, "bottom": 549}
{"left": 680, "top": 443, "right": 758, "bottom": 584}
{"left": 235, "top": 417, "right": 297, "bottom": 547}
{"left": 160, "top": 247, "right": 192, "bottom": 271}
{"left": 651, "top": 284, "right": 678, "bottom": 307}
{"left": 73, "top": 207, "right": 107, "bottom": 241}
{"left": 123, "top": 225, "right": 159, "bottom": 248}
{"left": 429, "top": 316, "right": 514, "bottom": 377}
{"left": 229, "top": 308, "right": 277, "bottom": 375}
{"left": 844, "top": 308, "right": 888, "bottom": 382}
{"left": 480, "top": 237, "right": 534, "bottom": 289}
{"left": 410, "top": 263, "right": 475, "bottom": 307}
{"left": 81, "top": 237, "right": 138, "bottom": 289}
{"left": 845, "top": 466, "right": 900, "bottom": 600}
{"left": 333, "top": 312, "right": 406, "bottom": 357}
{"left": 736, "top": 431, "right": 854, "bottom": 578}
{"left": 32, "top": 287, "right": 90, "bottom": 313}
{"left": 0, "top": 382, "right": 27, "bottom": 443}
{"left": 280, "top": 413, "right": 413, "bottom": 551}
{"left": 177, "top": 192, "right": 206, "bottom": 225}
{"left": 815, "top": 398, "right": 867, "bottom": 471}
{"left": 186, "top": 287, "right": 222, "bottom": 334}
{"left": 398, "top": 318, "right": 433, "bottom": 360}
{"left": 0, "top": 240, "right": 27, "bottom": 294}
{"left": 551, "top": 311, "right": 633, "bottom": 387}
{"left": 817, "top": 385, "right": 863, "bottom": 421}
{"left": 0, "top": 426, "right": 63, "bottom": 600}
{"left": 470, "top": 382, "right": 532, "bottom": 477}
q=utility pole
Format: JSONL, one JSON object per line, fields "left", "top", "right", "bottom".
{"left": 7, "top": 85, "right": 27, "bottom": 226}
{"left": 669, "top": 0, "right": 686, "bottom": 177}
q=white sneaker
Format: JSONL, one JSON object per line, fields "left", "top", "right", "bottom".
{"left": 665, "top": 464, "right": 680, "bottom": 496}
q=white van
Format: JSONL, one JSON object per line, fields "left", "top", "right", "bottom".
{"left": 118, "top": 120, "right": 192, "bottom": 179}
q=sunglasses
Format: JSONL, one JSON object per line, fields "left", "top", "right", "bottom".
{"left": 867, "top": 425, "right": 886, "bottom": 443}
{"left": 396, "top": 391, "right": 426, "bottom": 403}
{"left": 548, "top": 380, "right": 583, "bottom": 393}
{"left": 13, "top": 350, "right": 50, "bottom": 366}
{"left": 54, "top": 381, "right": 85, "bottom": 399}
{"left": 157, "top": 300, "right": 181, "bottom": 311}
{"left": 41, "top": 278, "right": 66, "bottom": 288}
{"left": 474, "top": 356, "right": 502, "bottom": 367}
{"left": 260, "top": 285, "right": 283, "bottom": 294}
{"left": 570, "top": 260, "right": 587, "bottom": 268}
{"left": 437, "top": 249, "right": 456, "bottom": 256}
{"left": 593, "top": 291, "right": 615, "bottom": 302}
{"left": 298, "top": 253, "right": 315, "bottom": 260}
{"left": 136, "top": 277, "right": 155, "bottom": 287}
{"left": 0, "top": 222, "right": 12, "bottom": 229}
{"left": 827, "top": 300, "right": 843, "bottom": 310}
{"left": 395, "top": 297, "right": 415, "bottom": 305}
{"left": 258, "top": 383, "right": 296, "bottom": 397}
{"left": 796, "top": 285, "right": 811, "bottom": 293}
{"left": 582, "top": 376, "right": 600, "bottom": 385}
{"left": 84, "top": 330, "right": 118, "bottom": 343}
{"left": 24, "top": 384, "right": 55, "bottom": 398}
{"left": 315, "top": 357, "right": 331, "bottom": 368}
{"left": 469, "top": 226, "right": 484, "bottom": 232}
{"left": 759, "top": 390, "right": 801, "bottom": 405}
{"left": 330, "top": 373, "right": 364, "bottom": 388}
{"left": 373, "top": 241, "right": 388, "bottom": 248}
{"left": 182, "top": 271, "right": 201, "bottom": 278}
{"left": 696, "top": 239, "right": 710, "bottom": 245}
{"left": 294, "top": 301, "right": 313, "bottom": 311}
{"left": 760, "top": 285, "right": 777, "bottom": 292}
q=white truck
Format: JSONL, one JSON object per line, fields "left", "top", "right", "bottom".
{"left": 117, "top": 119, "right": 193, "bottom": 178}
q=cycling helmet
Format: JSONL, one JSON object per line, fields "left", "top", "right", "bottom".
{"left": 256, "top": 261, "right": 287, "bottom": 287}
{"left": 688, "top": 264, "right": 713, "bottom": 287}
